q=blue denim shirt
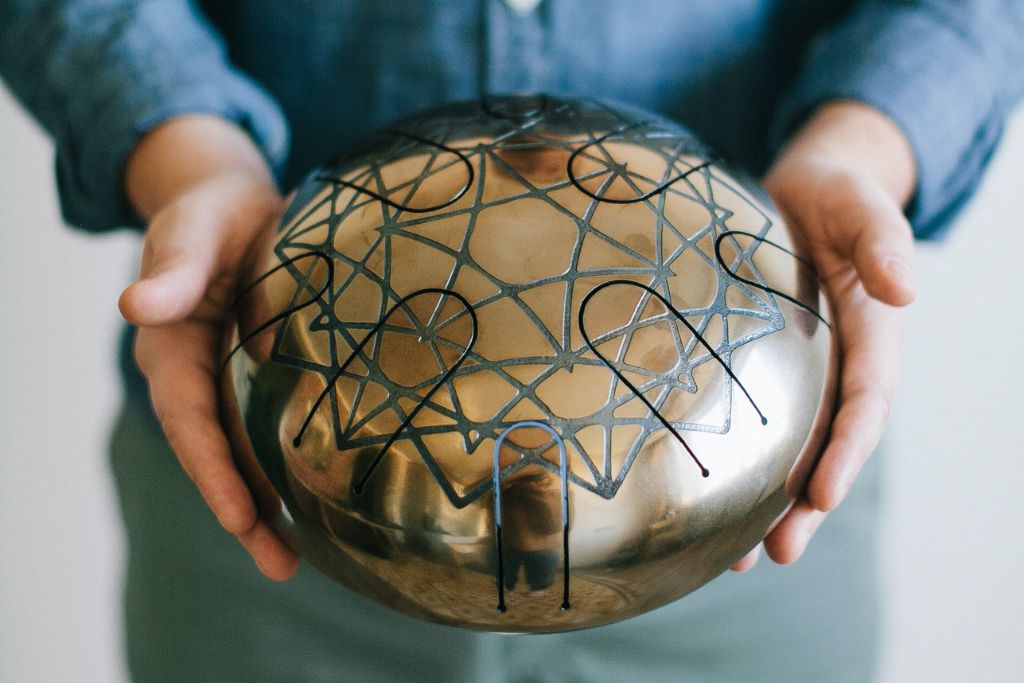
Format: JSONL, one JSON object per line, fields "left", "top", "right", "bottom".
{"left": 1, "top": 0, "right": 1022, "bottom": 240}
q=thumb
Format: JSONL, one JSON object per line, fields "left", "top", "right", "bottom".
{"left": 119, "top": 201, "right": 225, "bottom": 326}
{"left": 821, "top": 177, "right": 917, "bottom": 307}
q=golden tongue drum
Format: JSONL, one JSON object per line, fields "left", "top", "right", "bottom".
{"left": 220, "top": 94, "right": 836, "bottom": 633}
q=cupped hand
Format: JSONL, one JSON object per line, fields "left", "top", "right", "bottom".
{"left": 731, "top": 101, "right": 917, "bottom": 571}
{"left": 118, "top": 116, "right": 299, "bottom": 581}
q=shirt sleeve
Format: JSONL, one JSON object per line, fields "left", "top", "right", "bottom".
{"left": 773, "top": 0, "right": 1024, "bottom": 239}
{"left": 0, "top": 0, "right": 290, "bottom": 231}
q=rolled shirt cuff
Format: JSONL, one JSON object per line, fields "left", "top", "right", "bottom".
{"left": 772, "top": 2, "right": 1023, "bottom": 239}
{"left": 56, "top": 74, "right": 289, "bottom": 230}
{"left": 3, "top": 1, "right": 290, "bottom": 231}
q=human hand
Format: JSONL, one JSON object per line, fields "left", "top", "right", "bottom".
{"left": 118, "top": 115, "right": 299, "bottom": 581}
{"left": 731, "top": 101, "right": 917, "bottom": 572}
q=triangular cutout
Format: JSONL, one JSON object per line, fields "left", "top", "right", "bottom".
{"left": 577, "top": 231, "right": 650, "bottom": 273}
{"left": 518, "top": 281, "right": 568, "bottom": 343}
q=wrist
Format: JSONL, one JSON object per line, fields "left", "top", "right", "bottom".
{"left": 773, "top": 100, "right": 917, "bottom": 208}
{"left": 125, "top": 114, "right": 278, "bottom": 220}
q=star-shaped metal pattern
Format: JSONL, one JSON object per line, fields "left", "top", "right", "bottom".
{"left": 264, "top": 97, "right": 785, "bottom": 506}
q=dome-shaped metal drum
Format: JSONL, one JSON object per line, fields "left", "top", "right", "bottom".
{"left": 221, "top": 95, "right": 836, "bottom": 633}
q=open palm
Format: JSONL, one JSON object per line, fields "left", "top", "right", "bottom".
{"left": 733, "top": 138, "right": 916, "bottom": 570}
{"left": 119, "top": 171, "right": 299, "bottom": 581}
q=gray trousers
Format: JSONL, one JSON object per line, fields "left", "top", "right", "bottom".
{"left": 110, "top": 398, "right": 880, "bottom": 681}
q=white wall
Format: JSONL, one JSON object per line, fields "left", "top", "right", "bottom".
{"left": 877, "top": 106, "right": 1024, "bottom": 679}
{"left": 1, "top": 83, "right": 1022, "bottom": 681}
{"left": 0, "top": 86, "right": 134, "bottom": 680}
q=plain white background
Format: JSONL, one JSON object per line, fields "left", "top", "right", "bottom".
{"left": 1, "top": 82, "right": 1022, "bottom": 681}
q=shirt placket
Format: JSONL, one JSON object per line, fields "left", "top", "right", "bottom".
{"left": 481, "top": 0, "right": 550, "bottom": 95}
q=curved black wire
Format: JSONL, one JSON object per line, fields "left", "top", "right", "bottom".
{"left": 567, "top": 121, "right": 714, "bottom": 205}
{"left": 579, "top": 280, "right": 772, "bottom": 477}
{"left": 315, "top": 131, "right": 475, "bottom": 214}
{"left": 480, "top": 93, "right": 549, "bottom": 121}
{"left": 287, "top": 287, "right": 477, "bottom": 492}
{"left": 220, "top": 251, "right": 334, "bottom": 375}
{"left": 713, "top": 230, "right": 831, "bottom": 329}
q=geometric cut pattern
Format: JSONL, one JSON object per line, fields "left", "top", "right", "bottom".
{"left": 266, "top": 96, "right": 786, "bottom": 506}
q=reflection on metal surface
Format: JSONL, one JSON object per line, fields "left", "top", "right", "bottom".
{"left": 568, "top": 121, "right": 716, "bottom": 204}
{"left": 315, "top": 131, "right": 475, "bottom": 214}
{"left": 493, "top": 421, "right": 571, "bottom": 613}
{"left": 288, "top": 287, "right": 480, "bottom": 496}
{"left": 221, "top": 95, "right": 836, "bottom": 632}
{"left": 579, "top": 279, "right": 770, "bottom": 479}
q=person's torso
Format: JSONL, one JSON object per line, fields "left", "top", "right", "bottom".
{"left": 198, "top": 0, "right": 852, "bottom": 186}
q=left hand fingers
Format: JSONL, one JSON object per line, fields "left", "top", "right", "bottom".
{"left": 817, "top": 173, "right": 916, "bottom": 306}
{"left": 807, "top": 283, "right": 905, "bottom": 513}
{"left": 759, "top": 167, "right": 909, "bottom": 564}
{"left": 733, "top": 293, "right": 902, "bottom": 567}
{"left": 764, "top": 499, "right": 828, "bottom": 564}
{"left": 754, "top": 102, "right": 918, "bottom": 567}
{"left": 730, "top": 544, "right": 762, "bottom": 572}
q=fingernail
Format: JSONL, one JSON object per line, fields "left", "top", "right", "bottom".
{"left": 832, "top": 464, "right": 862, "bottom": 509}
{"left": 885, "top": 256, "right": 913, "bottom": 286}
{"left": 800, "top": 516, "right": 816, "bottom": 543}
{"left": 884, "top": 257, "right": 916, "bottom": 301}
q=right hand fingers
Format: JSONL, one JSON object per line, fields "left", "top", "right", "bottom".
{"left": 122, "top": 178, "right": 297, "bottom": 580}
{"left": 118, "top": 194, "right": 223, "bottom": 326}
{"left": 118, "top": 173, "right": 280, "bottom": 327}
{"left": 135, "top": 321, "right": 299, "bottom": 581}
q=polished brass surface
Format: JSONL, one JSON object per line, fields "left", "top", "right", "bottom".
{"left": 222, "top": 95, "right": 836, "bottom": 632}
